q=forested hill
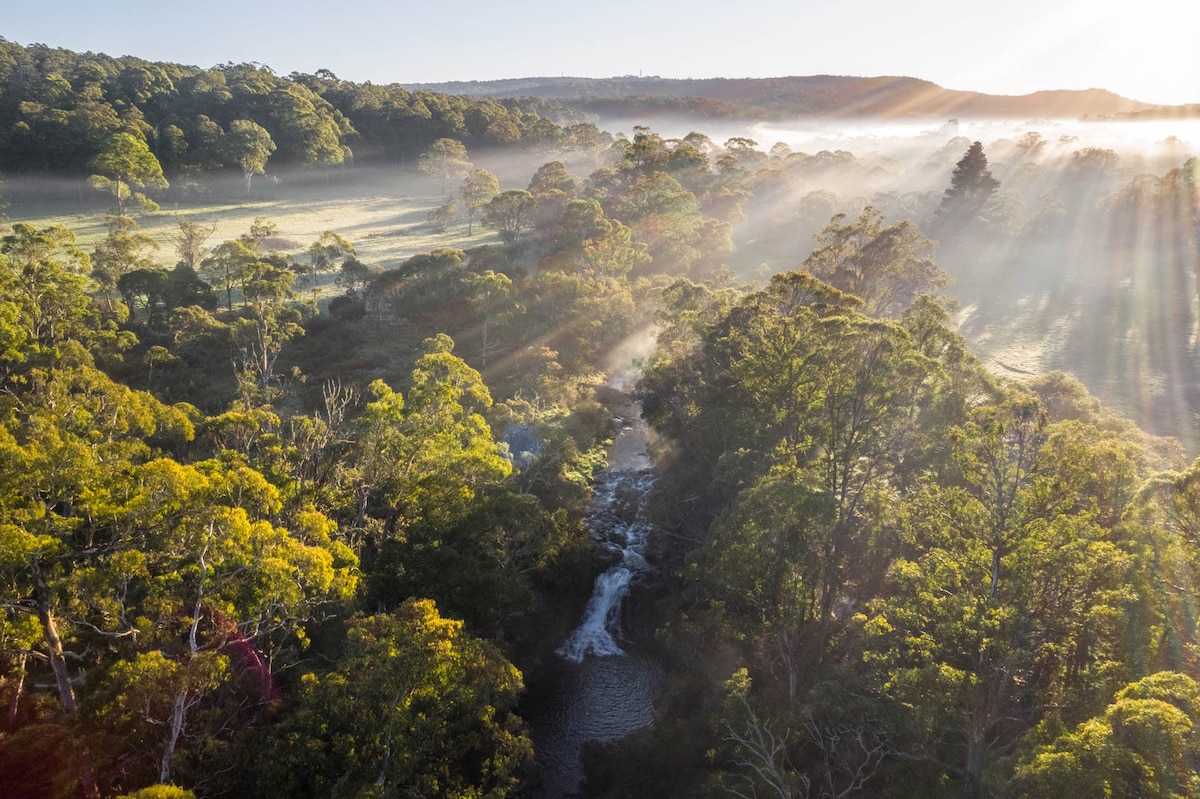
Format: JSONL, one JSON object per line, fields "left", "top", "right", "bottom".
{"left": 407, "top": 74, "right": 1166, "bottom": 119}
{"left": 0, "top": 39, "right": 592, "bottom": 177}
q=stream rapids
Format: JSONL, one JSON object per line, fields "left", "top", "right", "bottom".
{"left": 525, "top": 408, "right": 664, "bottom": 798}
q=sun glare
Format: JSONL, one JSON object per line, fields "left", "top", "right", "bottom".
{"left": 948, "top": 0, "right": 1200, "bottom": 106}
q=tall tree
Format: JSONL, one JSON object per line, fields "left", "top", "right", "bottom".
{"left": 0, "top": 361, "right": 195, "bottom": 797}
{"left": 91, "top": 216, "right": 159, "bottom": 318}
{"left": 459, "top": 167, "right": 499, "bottom": 235}
{"left": 246, "top": 601, "right": 532, "bottom": 798}
{"left": 223, "top": 119, "right": 276, "bottom": 195}
{"left": 467, "top": 269, "right": 512, "bottom": 368}
{"left": 862, "top": 401, "right": 1142, "bottom": 798}
{"left": 1012, "top": 672, "right": 1200, "bottom": 798}
{"left": 484, "top": 190, "right": 535, "bottom": 244}
{"left": 933, "top": 140, "right": 1001, "bottom": 231}
{"left": 88, "top": 133, "right": 168, "bottom": 215}
{"left": 0, "top": 223, "right": 95, "bottom": 351}
{"left": 427, "top": 199, "right": 458, "bottom": 233}
{"left": 73, "top": 464, "right": 356, "bottom": 788}
{"left": 199, "top": 240, "right": 255, "bottom": 312}
{"left": 169, "top": 217, "right": 216, "bottom": 272}
{"left": 418, "top": 137, "right": 471, "bottom": 196}
{"left": 803, "top": 206, "right": 946, "bottom": 318}
{"left": 353, "top": 334, "right": 511, "bottom": 535}
{"left": 304, "top": 230, "right": 355, "bottom": 303}
{"left": 527, "top": 160, "right": 576, "bottom": 196}
{"left": 231, "top": 259, "right": 302, "bottom": 405}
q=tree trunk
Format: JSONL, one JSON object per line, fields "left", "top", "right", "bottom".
{"left": 481, "top": 316, "right": 489, "bottom": 368}
{"left": 777, "top": 628, "right": 798, "bottom": 700}
{"left": 36, "top": 599, "right": 77, "bottom": 720}
{"left": 7, "top": 652, "right": 26, "bottom": 728}
{"left": 160, "top": 690, "right": 188, "bottom": 784}
{"left": 161, "top": 528, "right": 211, "bottom": 785}
{"left": 963, "top": 735, "right": 984, "bottom": 799}
{"left": 36, "top": 597, "right": 100, "bottom": 799}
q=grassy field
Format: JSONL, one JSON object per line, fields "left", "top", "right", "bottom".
{"left": 954, "top": 265, "right": 1200, "bottom": 455}
{"left": 3, "top": 164, "right": 511, "bottom": 274}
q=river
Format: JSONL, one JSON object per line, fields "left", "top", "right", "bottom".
{"left": 525, "top": 403, "right": 664, "bottom": 798}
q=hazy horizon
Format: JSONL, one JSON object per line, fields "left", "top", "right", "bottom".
{"left": 5, "top": 0, "right": 1197, "bottom": 106}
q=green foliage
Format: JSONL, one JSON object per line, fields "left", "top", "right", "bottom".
{"left": 803, "top": 205, "right": 946, "bottom": 317}
{"left": 528, "top": 159, "right": 576, "bottom": 196}
{"left": 367, "top": 247, "right": 469, "bottom": 327}
{"left": 933, "top": 140, "right": 1001, "bottom": 230}
{"left": 200, "top": 238, "right": 255, "bottom": 312}
{"left": 635, "top": 246, "right": 1174, "bottom": 796}
{"left": 427, "top": 198, "right": 458, "bottom": 232}
{"left": 1011, "top": 673, "right": 1200, "bottom": 798}
{"left": 354, "top": 335, "right": 511, "bottom": 536}
{"left": 88, "top": 132, "right": 168, "bottom": 214}
{"left": 608, "top": 170, "right": 730, "bottom": 278}
{"left": 418, "top": 137, "right": 472, "bottom": 195}
{"left": 459, "top": 167, "right": 500, "bottom": 234}
{"left": 0, "top": 40, "right": 584, "bottom": 186}
{"left": 539, "top": 198, "right": 649, "bottom": 279}
{"left": 303, "top": 229, "right": 354, "bottom": 302}
{"left": 92, "top": 215, "right": 158, "bottom": 318}
{"left": 516, "top": 268, "right": 637, "bottom": 376}
{"left": 484, "top": 189, "right": 536, "bottom": 244}
{"left": 223, "top": 118, "right": 276, "bottom": 194}
{"left": 0, "top": 94, "right": 1196, "bottom": 799}
{"left": 244, "top": 600, "right": 533, "bottom": 798}
{"left": 0, "top": 222, "right": 96, "bottom": 358}
{"left": 117, "top": 787, "right": 196, "bottom": 799}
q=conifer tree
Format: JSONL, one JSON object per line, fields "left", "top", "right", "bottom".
{"left": 934, "top": 140, "right": 1000, "bottom": 230}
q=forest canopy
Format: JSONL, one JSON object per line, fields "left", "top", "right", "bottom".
{"left": 0, "top": 35, "right": 1199, "bottom": 799}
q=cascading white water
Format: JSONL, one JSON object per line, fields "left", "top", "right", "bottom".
{"left": 528, "top": 410, "right": 663, "bottom": 798}
{"left": 556, "top": 568, "right": 631, "bottom": 660}
{"left": 556, "top": 468, "right": 655, "bottom": 662}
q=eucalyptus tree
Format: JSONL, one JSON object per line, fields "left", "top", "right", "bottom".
{"left": 91, "top": 215, "right": 159, "bottom": 318}
{"left": 88, "top": 132, "right": 168, "bottom": 214}
{"left": 418, "top": 137, "right": 471, "bottom": 195}
{"left": 169, "top": 217, "right": 216, "bottom": 272}
{"left": 352, "top": 334, "right": 511, "bottom": 536}
{"left": 483, "top": 190, "right": 535, "bottom": 244}
{"left": 242, "top": 600, "right": 531, "bottom": 798}
{"left": 223, "top": 119, "right": 276, "bottom": 194}
{"left": 467, "top": 269, "right": 512, "bottom": 368}
{"left": 860, "top": 399, "right": 1145, "bottom": 797}
{"left": 232, "top": 257, "right": 302, "bottom": 406}
{"left": 459, "top": 167, "right": 499, "bottom": 234}
{"left": 304, "top": 230, "right": 354, "bottom": 302}
{"left": 1011, "top": 672, "right": 1200, "bottom": 798}
{"left": 200, "top": 240, "right": 255, "bottom": 312}
{"left": 803, "top": 206, "right": 946, "bottom": 318}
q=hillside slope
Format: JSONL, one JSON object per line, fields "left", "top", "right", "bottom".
{"left": 408, "top": 75, "right": 1169, "bottom": 119}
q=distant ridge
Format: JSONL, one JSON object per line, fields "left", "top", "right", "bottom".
{"left": 405, "top": 75, "right": 1172, "bottom": 119}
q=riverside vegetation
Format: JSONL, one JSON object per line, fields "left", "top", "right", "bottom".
{"left": 1, "top": 38, "right": 1199, "bottom": 799}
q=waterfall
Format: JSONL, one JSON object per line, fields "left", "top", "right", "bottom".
{"left": 556, "top": 467, "right": 654, "bottom": 662}
{"left": 527, "top": 409, "right": 663, "bottom": 798}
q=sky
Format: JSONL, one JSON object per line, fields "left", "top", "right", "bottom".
{"left": 5, "top": 0, "right": 1199, "bottom": 106}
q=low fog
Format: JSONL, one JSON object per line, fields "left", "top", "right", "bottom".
{"left": 559, "top": 112, "right": 1199, "bottom": 450}
{"left": 5, "top": 113, "right": 1198, "bottom": 449}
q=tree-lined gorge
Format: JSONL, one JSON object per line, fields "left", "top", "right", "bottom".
{"left": 0, "top": 37, "right": 1199, "bottom": 799}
